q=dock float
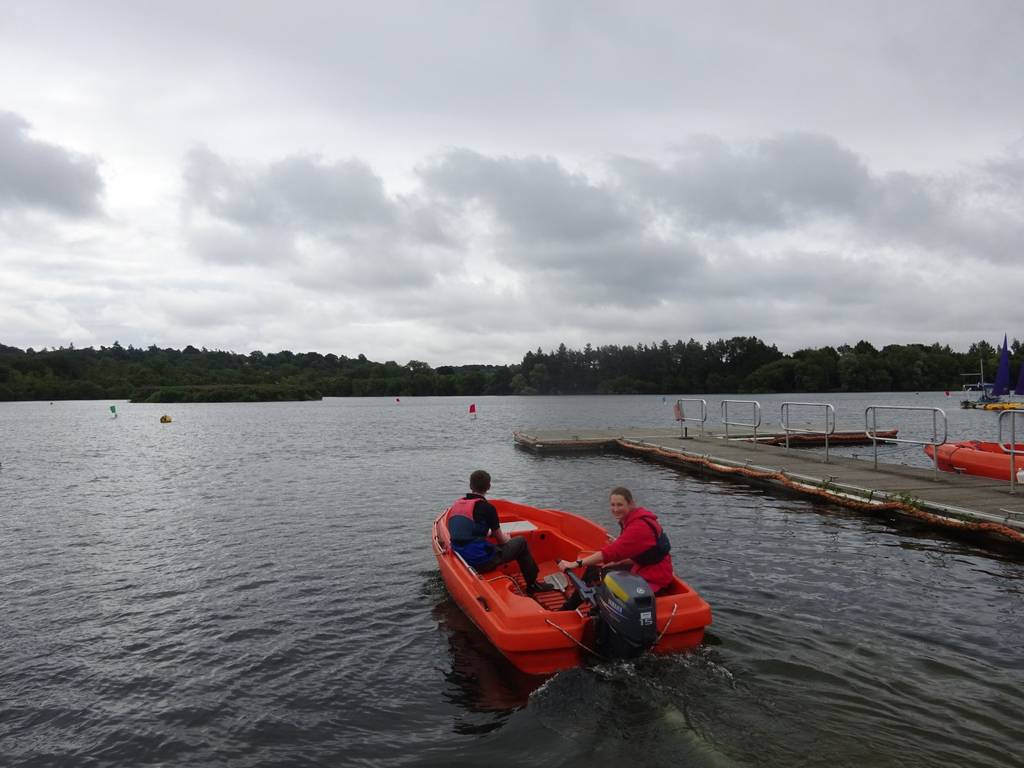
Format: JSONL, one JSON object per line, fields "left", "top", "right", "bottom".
{"left": 513, "top": 428, "right": 1024, "bottom": 547}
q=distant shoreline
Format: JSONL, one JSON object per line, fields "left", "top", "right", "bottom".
{"left": 1, "top": 337, "right": 1014, "bottom": 400}
{"left": 129, "top": 384, "right": 322, "bottom": 403}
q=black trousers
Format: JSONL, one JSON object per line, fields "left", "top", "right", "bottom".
{"left": 476, "top": 537, "right": 540, "bottom": 585}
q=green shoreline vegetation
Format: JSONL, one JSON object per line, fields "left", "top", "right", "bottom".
{"left": 0, "top": 337, "right": 1018, "bottom": 402}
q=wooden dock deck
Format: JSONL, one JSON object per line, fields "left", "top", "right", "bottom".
{"left": 513, "top": 427, "right": 1024, "bottom": 545}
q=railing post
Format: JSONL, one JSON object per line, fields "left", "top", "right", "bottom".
{"left": 1013, "top": 417, "right": 1017, "bottom": 496}
{"left": 998, "top": 410, "right": 1023, "bottom": 495}
{"left": 825, "top": 404, "right": 834, "bottom": 464}
{"left": 782, "top": 402, "right": 835, "bottom": 463}
{"left": 721, "top": 400, "right": 761, "bottom": 444}
{"left": 674, "top": 398, "right": 707, "bottom": 439}
{"left": 865, "top": 405, "right": 947, "bottom": 478}
{"left": 875, "top": 408, "right": 880, "bottom": 471}
{"left": 866, "top": 407, "right": 878, "bottom": 469}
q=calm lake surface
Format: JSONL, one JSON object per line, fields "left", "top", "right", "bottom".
{"left": 2, "top": 393, "right": 1022, "bottom": 767}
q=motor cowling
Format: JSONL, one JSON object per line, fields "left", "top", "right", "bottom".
{"left": 593, "top": 571, "right": 657, "bottom": 658}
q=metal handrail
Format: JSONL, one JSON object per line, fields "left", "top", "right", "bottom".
{"left": 780, "top": 402, "right": 837, "bottom": 462}
{"left": 865, "top": 405, "right": 947, "bottom": 479}
{"left": 721, "top": 399, "right": 761, "bottom": 443}
{"left": 997, "top": 410, "right": 1024, "bottom": 495}
{"left": 673, "top": 398, "right": 708, "bottom": 438}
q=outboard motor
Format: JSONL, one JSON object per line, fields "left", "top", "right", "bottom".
{"left": 567, "top": 570, "right": 657, "bottom": 659}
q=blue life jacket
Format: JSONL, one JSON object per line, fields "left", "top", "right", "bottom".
{"left": 447, "top": 498, "right": 496, "bottom": 567}
{"left": 452, "top": 537, "right": 496, "bottom": 567}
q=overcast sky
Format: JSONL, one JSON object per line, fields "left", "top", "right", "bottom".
{"left": 2, "top": 1, "right": 1023, "bottom": 365}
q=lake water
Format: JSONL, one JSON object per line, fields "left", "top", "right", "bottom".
{"left": 2, "top": 394, "right": 1023, "bottom": 767}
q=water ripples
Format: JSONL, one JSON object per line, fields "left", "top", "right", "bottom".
{"left": 2, "top": 397, "right": 1023, "bottom": 766}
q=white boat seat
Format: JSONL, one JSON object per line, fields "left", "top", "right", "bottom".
{"left": 500, "top": 520, "right": 538, "bottom": 534}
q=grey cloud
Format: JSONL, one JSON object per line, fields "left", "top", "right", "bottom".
{"left": 10, "top": 1, "right": 1024, "bottom": 364}
{"left": 287, "top": 238, "right": 448, "bottom": 293}
{"left": 182, "top": 147, "right": 456, "bottom": 290}
{"left": 697, "top": 249, "right": 884, "bottom": 306}
{"left": 31, "top": 1, "right": 1023, "bottom": 168}
{"left": 983, "top": 144, "right": 1024, "bottom": 191}
{"left": 397, "top": 197, "right": 457, "bottom": 248}
{"left": 865, "top": 171, "right": 954, "bottom": 250}
{"left": 867, "top": 168, "right": 1024, "bottom": 263}
{"left": 613, "top": 133, "right": 1024, "bottom": 265}
{"left": 183, "top": 147, "right": 275, "bottom": 227}
{"left": 408, "top": 248, "right": 887, "bottom": 351}
{"left": 157, "top": 286, "right": 296, "bottom": 329}
{"left": 613, "top": 133, "right": 872, "bottom": 231}
{"left": 498, "top": 240, "right": 701, "bottom": 308}
{"left": 163, "top": 137, "right": 1024, "bottom": 361}
{"left": 645, "top": 250, "right": 916, "bottom": 347}
{"left": 266, "top": 155, "right": 396, "bottom": 230}
{"left": 375, "top": 239, "right": 701, "bottom": 329}
{"left": 415, "top": 149, "right": 694, "bottom": 307}
{"left": 418, "top": 149, "right": 637, "bottom": 244}
{"left": 502, "top": 245, "right": 933, "bottom": 351}
{"left": 0, "top": 111, "right": 104, "bottom": 217}
{"left": 758, "top": 134, "right": 872, "bottom": 215}
{"left": 183, "top": 146, "right": 395, "bottom": 234}
{"left": 188, "top": 224, "right": 297, "bottom": 266}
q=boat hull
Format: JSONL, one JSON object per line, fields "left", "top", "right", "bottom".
{"left": 924, "top": 441, "right": 1024, "bottom": 481}
{"left": 432, "top": 499, "right": 712, "bottom": 675}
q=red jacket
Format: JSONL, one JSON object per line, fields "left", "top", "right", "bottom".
{"left": 600, "top": 507, "right": 674, "bottom": 593}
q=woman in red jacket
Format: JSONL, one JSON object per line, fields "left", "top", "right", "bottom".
{"left": 557, "top": 486, "right": 674, "bottom": 594}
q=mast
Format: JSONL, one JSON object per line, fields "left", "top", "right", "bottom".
{"left": 1015, "top": 342, "right": 1024, "bottom": 397}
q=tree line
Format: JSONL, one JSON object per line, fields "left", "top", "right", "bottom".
{"left": 0, "top": 337, "right": 1017, "bottom": 401}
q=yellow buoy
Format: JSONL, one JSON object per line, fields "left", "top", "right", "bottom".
{"left": 160, "top": 414, "right": 172, "bottom": 423}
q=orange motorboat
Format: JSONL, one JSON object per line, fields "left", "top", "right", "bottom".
{"left": 431, "top": 498, "right": 712, "bottom": 676}
{"left": 924, "top": 441, "right": 1024, "bottom": 481}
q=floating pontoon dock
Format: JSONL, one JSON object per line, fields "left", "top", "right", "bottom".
{"left": 513, "top": 423, "right": 1024, "bottom": 546}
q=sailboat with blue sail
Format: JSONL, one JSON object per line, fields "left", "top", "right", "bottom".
{"left": 990, "top": 334, "right": 1011, "bottom": 397}
{"left": 963, "top": 334, "right": 1024, "bottom": 410}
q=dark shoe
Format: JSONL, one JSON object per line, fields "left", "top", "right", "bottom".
{"left": 559, "top": 592, "right": 583, "bottom": 611}
{"left": 526, "top": 582, "right": 556, "bottom": 594}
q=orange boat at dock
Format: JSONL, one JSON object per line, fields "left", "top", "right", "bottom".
{"left": 431, "top": 499, "right": 712, "bottom": 676}
{"left": 924, "top": 441, "right": 1024, "bottom": 481}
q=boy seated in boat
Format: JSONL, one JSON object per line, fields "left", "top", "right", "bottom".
{"left": 447, "top": 470, "right": 556, "bottom": 595}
